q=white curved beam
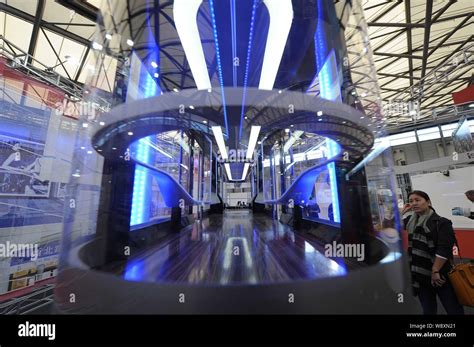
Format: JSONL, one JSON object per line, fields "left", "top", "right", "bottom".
{"left": 173, "top": 0, "right": 211, "bottom": 90}
{"left": 259, "top": 0, "right": 294, "bottom": 90}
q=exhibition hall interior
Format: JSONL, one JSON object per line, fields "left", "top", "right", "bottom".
{"left": 0, "top": 0, "right": 472, "bottom": 315}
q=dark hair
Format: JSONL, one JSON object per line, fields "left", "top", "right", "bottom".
{"left": 408, "top": 190, "right": 435, "bottom": 210}
{"left": 408, "top": 190, "right": 430, "bottom": 202}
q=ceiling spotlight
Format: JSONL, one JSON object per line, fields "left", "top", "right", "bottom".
{"left": 257, "top": 141, "right": 262, "bottom": 145}
{"left": 128, "top": 131, "right": 134, "bottom": 136}
{"left": 151, "top": 61, "right": 158, "bottom": 68}
{"left": 244, "top": 116, "right": 248, "bottom": 120}
{"left": 318, "top": 118, "right": 323, "bottom": 122}
{"left": 82, "top": 123, "right": 88, "bottom": 128}
{"left": 80, "top": 146, "right": 85, "bottom": 150}
{"left": 87, "top": 150, "right": 93, "bottom": 154}
{"left": 317, "top": 111, "right": 323, "bottom": 116}
{"left": 99, "top": 121, "right": 105, "bottom": 126}
{"left": 469, "top": 103, "right": 474, "bottom": 108}
{"left": 290, "top": 124, "right": 294, "bottom": 127}
{"left": 203, "top": 120, "right": 207, "bottom": 124}
{"left": 105, "top": 33, "right": 112, "bottom": 40}
{"left": 207, "top": 88, "right": 212, "bottom": 93}
{"left": 126, "top": 39, "right": 134, "bottom": 46}
{"left": 189, "top": 105, "right": 195, "bottom": 109}
{"left": 92, "top": 42, "right": 103, "bottom": 50}
{"left": 154, "top": 72, "right": 159, "bottom": 78}
{"left": 285, "top": 128, "right": 290, "bottom": 133}
{"left": 278, "top": 90, "right": 282, "bottom": 94}
{"left": 173, "top": 88, "right": 179, "bottom": 92}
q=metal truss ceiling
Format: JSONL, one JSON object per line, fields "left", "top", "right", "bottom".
{"left": 0, "top": 0, "right": 472, "bottom": 133}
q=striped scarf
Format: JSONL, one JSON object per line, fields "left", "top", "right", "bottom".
{"left": 407, "top": 209, "right": 435, "bottom": 295}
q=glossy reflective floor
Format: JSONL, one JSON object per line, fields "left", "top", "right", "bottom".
{"left": 122, "top": 210, "right": 349, "bottom": 285}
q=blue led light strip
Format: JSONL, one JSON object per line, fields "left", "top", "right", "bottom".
{"left": 209, "top": 0, "right": 230, "bottom": 137}
{"left": 230, "top": 0, "right": 237, "bottom": 87}
{"left": 238, "top": 0, "right": 258, "bottom": 142}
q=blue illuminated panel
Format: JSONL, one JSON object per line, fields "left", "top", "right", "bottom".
{"left": 314, "top": 1, "right": 341, "bottom": 224}
{"left": 130, "top": 70, "right": 159, "bottom": 226}
{"left": 130, "top": 137, "right": 152, "bottom": 225}
{"left": 326, "top": 139, "right": 341, "bottom": 223}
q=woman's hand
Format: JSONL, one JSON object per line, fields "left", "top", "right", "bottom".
{"left": 431, "top": 272, "right": 446, "bottom": 287}
{"left": 401, "top": 203, "right": 412, "bottom": 215}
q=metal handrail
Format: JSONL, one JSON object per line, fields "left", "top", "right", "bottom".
{"left": 0, "top": 284, "right": 55, "bottom": 315}
{"left": 0, "top": 35, "right": 110, "bottom": 112}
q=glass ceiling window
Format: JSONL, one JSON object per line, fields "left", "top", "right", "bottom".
{"left": 4, "top": 0, "right": 38, "bottom": 16}
{"left": 42, "top": 1, "right": 96, "bottom": 40}
{"left": 78, "top": 52, "right": 117, "bottom": 93}
{"left": 33, "top": 28, "right": 88, "bottom": 80}
{"left": 0, "top": 14, "right": 34, "bottom": 53}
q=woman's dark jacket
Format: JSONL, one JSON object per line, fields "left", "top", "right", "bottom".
{"left": 403, "top": 211, "right": 457, "bottom": 293}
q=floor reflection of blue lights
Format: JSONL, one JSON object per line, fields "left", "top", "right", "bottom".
{"left": 123, "top": 213, "right": 348, "bottom": 285}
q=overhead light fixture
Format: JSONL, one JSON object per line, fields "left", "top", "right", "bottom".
{"left": 82, "top": 123, "right": 88, "bottom": 128}
{"left": 128, "top": 131, "right": 134, "bottom": 136}
{"left": 174, "top": 0, "right": 211, "bottom": 90}
{"left": 317, "top": 111, "right": 323, "bottom": 116}
{"left": 224, "top": 163, "right": 232, "bottom": 180}
{"left": 92, "top": 42, "right": 103, "bottom": 50}
{"left": 203, "top": 120, "right": 207, "bottom": 124}
{"left": 285, "top": 128, "right": 290, "bottom": 133}
{"left": 259, "top": 0, "right": 293, "bottom": 90}
{"left": 189, "top": 105, "right": 195, "bottom": 109}
{"left": 126, "top": 39, "right": 134, "bottom": 46}
{"left": 212, "top": 126, "right": 228, "bottom": 160}
{"left": 105, "top": 33, "right": 112, "bottom": 40}
{"left": 241, "top": 163, "right": 250, "bottom": 180}
{"left": 246, "top": 126, "right": 261, "bottom": 159}
{"left": 154, "top": 72, "right": 159, "bottom": 78}
{"left": 173, "top": 88, "right": 179, "bottom": 92}
{"left": 469, "top": 103, "right": 474, "bottom": 108}
{"left": 99, "top": 121, "right": 105, "bottom": 126}
{"left": 151, "top": 61, "right": 158, "bottom": 68}
{"left": 283, "top": 130, "right": 303, "bottom": 153}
